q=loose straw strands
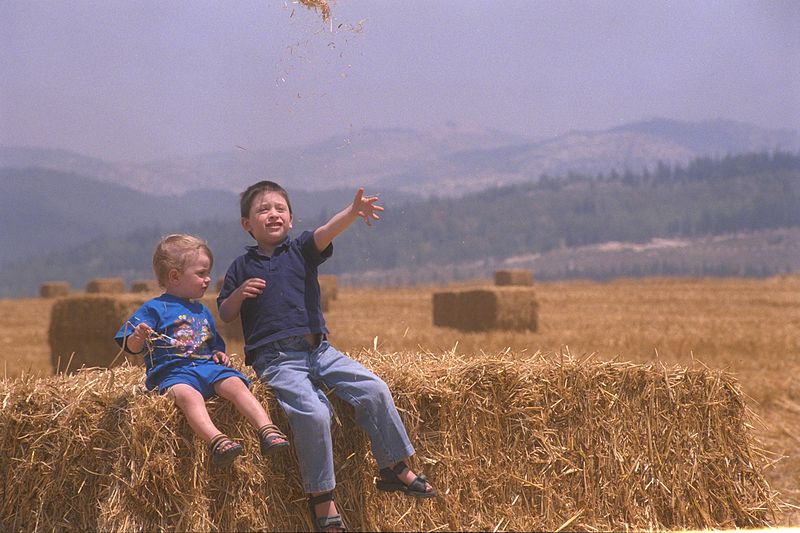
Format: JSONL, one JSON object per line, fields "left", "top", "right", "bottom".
{"left": 0, "top": 350, "right": 780, "bottom": 531}
{"left": 298, "top": 0, "right": 331, "bottom": 23}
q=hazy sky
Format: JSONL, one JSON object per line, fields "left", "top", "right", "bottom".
{"left": 1, "top": 0, "right": 798, "bottom": 162}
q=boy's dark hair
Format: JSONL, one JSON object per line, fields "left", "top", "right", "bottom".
{"left": 240, "top": 181, "right": 293, "bottom": 218}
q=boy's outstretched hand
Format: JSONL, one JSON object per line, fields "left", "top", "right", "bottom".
{"left": 313, "top": 187, "right": 384, "bottom": 253}
{"left": 351, "top": 188, "right": 384, "bottom": 226}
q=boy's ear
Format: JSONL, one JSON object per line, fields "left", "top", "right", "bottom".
{"left": 241, "top": 217, "right": 256, "bottom": 239}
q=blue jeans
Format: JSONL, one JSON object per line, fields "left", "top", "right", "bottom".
{"left": 252, "top": 336, "right": 416, "bottom": 494}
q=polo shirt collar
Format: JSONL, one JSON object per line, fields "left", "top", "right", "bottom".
{"left": 246, "top": 236, "right": 291, "bottom": 257}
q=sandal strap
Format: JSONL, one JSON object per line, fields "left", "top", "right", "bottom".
{"left": 316, "top": 514, "right": 345, "bottom": 531}
{"left": 258, "top": 424, "right": 287, "bottom": 439}
{"left": 208, "top": 433, "right": 228, "bottom": 453}
{"left": 407, "top": 474, "right": 430, "bottom": 493}
{"left": 308, "top": 491, "right": 335, "bottom": 506}
{"left": 390, "top": 460, "right": 409, "bottom": 476}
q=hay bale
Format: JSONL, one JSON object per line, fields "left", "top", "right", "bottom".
{"left": 39, "top": 281, "right": 70, "bottom": 298}
{"left": 433, "top": 286, "right": 538, "bottom": 331}
{"left": 319, "top": 274, "right": 338, "bottom": 301}
{"left": 48, "top": 294, "right": 148, "bottom": 373}
{"left": 215, "top": 277, "right": 225, "bottom": 292}
{"left": 0, "top": 352, "right": 777, "bottom": 531}
{"left": 494, "top": 269, "right": 534, "bottom": 286}
{"left": 86, "top": 277, "right": 125, "bottom": 294}
{"left": 130, "top": 279, "right": 160, "bottom": 293}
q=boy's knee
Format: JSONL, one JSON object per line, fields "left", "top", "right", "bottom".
{"left": 364, "top": 376, "right": 392, "bottom": 400}
{"left": 290, "top": 403, "right": 332, "bottom": 429}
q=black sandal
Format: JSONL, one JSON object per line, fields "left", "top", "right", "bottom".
{"left": 307, "top": 491, "right": 346, "bottom": 532}
{"left": 258, "top": 423, "right": 290, "bottom": 456}
{"left": 376, "top": 460, "right": 438, "bottom": 498}
{"left": 208, "top": 433, "right": 243, "bottom": 468}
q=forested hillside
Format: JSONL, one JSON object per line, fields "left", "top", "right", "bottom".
{"left": 1, "top": 152, "right": 798, "bottom": 296}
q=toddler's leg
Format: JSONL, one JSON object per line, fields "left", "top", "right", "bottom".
{"left": 213, "top": 376, "right": 289, "bottom": 453}
{"left": 169, "top": 383, "right": 243, "bottom": 467}
{"left": 214, "top": 376, "right": 272, "bottom": 428}
{"left": 168, "top": 383, "right": 222, "bottom": 442}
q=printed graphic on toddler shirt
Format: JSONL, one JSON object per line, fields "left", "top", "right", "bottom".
{"left": 167, "top": 314, "right": 213, "bottom": 356}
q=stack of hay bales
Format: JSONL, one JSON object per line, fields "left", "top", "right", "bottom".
{"left": 39, "top": 281, "right": 70, "bottom": 298}
{"left": 0, "top": 352, "right": 777, "bottom": 531}
{"left": 48, "top": 294, "right": 148, "bottom": 373}
{"left": 433, "top": 286, "right": 538, "bottom": 331}
{"left": 130, "top": 279, "right": 160, "bottom": 293}
{"left": 85, "top": 278, "right": 125, "bottom": 294}
{"left": 319, "top": 274, "right": 338, "bottom": 312}
{"left": 494, "top": 269, "right": 534, "bottom": 286}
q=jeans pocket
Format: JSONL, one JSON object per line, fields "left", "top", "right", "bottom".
{"left": 252, "top": 350, "right": 280, "bottom": 380}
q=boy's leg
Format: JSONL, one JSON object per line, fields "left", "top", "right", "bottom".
{"left": 167, "top": 383, "right": 223, "bottom": 443}
{"left": 312, "top": 345, "right": 436, "bottom": 495}
{"left": 312, "top": 342, "right": 415, "bottom": 469}
{"left": 255, "top": 350, "right": 337, "bottom": 494}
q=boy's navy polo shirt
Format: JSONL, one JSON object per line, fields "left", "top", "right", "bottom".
{"left": 217, "top": 230, "right": 333, "bottom": 366}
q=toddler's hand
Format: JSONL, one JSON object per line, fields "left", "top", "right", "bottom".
{"left": 238, "top": 277, "right": 266, "bottom": 299}
{"left": 133, "top": 322, "right": 152, "bottom": 342}
{"left": 213, "top": 351, "right": 231, "bottom": 366}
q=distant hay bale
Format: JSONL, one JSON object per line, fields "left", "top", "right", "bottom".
{"left": 494, "top": 269, "right": 534, "bottom": 286}
{"left": 215, "top": 277, "right": 224, "bottom": 292}
{"left": 48, "top": 294, "right": 148, "bottom": 373}
{"left": 200, "top": 296, "right": 243, "bottom": 345}
{"left": 433, "top": 287, "right": 538, "bottom": 331}
{"left": 0, "top": 352, "right": 777, "bottom": 531}
{"left": 86, "top": 277, "right": 125, "bottom": 294}
{"left": 319, "top": 274, "right": 338, "bottom": 301}
{"left": 40, "top": 281, "right": 70, "bottom": 298}
{"left": 130, "top": 279, "right": 160, "bottom": 293}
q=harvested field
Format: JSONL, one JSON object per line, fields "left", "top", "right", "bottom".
{"left": 1, "top": 276, "right": 798, "bottom": 527}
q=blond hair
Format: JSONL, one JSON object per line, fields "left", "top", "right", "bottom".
{"left": 152, "top": 234, "right": 214, "bottom": 288}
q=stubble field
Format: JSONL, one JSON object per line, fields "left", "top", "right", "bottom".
{"left": 1, "top": 276, "right": 798, "bottom": 527}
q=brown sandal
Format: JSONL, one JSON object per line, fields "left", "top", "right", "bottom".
{"left": 208, "top": 433, "right": 243, "bottom": 468}
{"left": 258, "top": 423, "right": 290, "bottom": 456}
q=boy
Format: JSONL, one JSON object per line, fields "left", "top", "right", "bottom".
{"left": 218, "top": 181, "right": 437, "bottom": 532}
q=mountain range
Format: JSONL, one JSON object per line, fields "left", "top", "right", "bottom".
{"left": 2, "top": 118, "right": 797, "bottom": 197}
{"left": 1, "top": 118, "right": 798, "bottom": 297}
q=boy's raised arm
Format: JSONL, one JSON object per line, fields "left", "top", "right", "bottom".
{"left": 313, "top": 188, "right": 383, "bottom": 252}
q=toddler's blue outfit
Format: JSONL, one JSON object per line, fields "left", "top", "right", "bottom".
{"left": 115, "top": 293, "right": 249, "bottom": 398}
{"left": 218, "top": 231, "right": 415, "bottom": 493}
